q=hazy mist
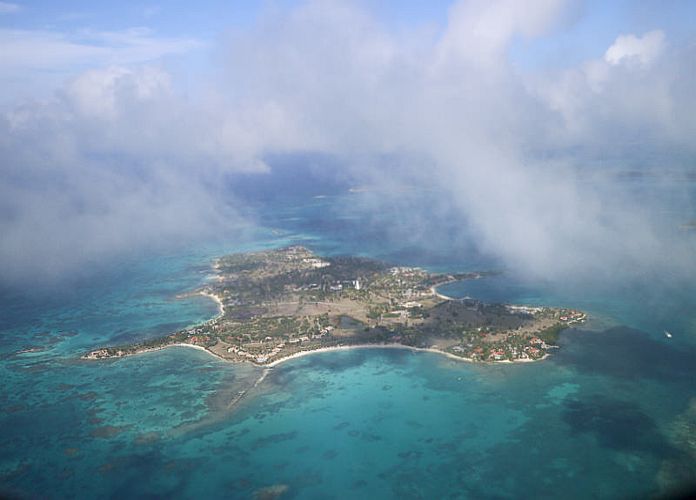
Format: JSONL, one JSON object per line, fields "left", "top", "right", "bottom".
{"left": 2, "top": 0, "right": 695, "bottom": 286}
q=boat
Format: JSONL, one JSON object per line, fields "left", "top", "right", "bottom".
{"left": 664, "top": 330, "right": 672, "bottom": 338}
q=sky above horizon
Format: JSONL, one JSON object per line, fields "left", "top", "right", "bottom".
{"left": 2, "top": 0, "right": 696, "bottom": 101}
{"left": 1, "top": 0, "right": 696, "bottom": 287}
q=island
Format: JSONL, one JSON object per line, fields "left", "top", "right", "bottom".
{"left": 83, "top": 246, "right": 586, "bottom": 365}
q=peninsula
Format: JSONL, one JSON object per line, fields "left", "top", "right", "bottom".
{"left": 84, "top": 246, "right": 586, "bottom": 365}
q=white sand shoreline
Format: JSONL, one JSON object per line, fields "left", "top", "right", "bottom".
{"left": 199, "top": 291, "right": 225, "bottom": 320}
{"left": 104, "top": 272, "right": 548, "bottom": 368}
{"left": 430, "top": 278, "right": 474, "bottom": 301}
{"left": 266, "top": 343, "right": 473, "bottom": 367}
{"left": 151, "top": 342, "right": 546, "bottom": 367}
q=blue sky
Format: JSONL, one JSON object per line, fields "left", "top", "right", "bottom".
{"left": 509, "top": 0, "right": 696, "bottom": 69}
{"left": 1, "top": 0, "right": 695, "bottom": 101}
{"left": 3, "top": 1, "right": 695, "bottom": 60}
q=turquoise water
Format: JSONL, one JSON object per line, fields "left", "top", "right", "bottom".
{"left": 2, "top": 192, "right": 696, "bottom": 498}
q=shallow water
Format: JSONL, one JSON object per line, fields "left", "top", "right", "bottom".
{"left": 2, "top": 192, "right": 696, "bottom": 499}
{"left": 6, "top": 341, "right": 689, "bottom": 499}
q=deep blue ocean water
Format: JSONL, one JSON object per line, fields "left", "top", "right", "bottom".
{"left": 2, "top": 188, "right": 696, "bottom": 499}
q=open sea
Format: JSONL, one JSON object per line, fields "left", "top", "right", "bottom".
{"left": 2, "top": 186, "right": 696, "bottom": 499}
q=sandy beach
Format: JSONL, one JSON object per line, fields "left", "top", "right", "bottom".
{"left": 264, "top": 343, "right": 427, "bottom": 367}
{"left": 431, "top": 279, "right": 474, "bottom": 301}
{"left": 199, "top": 291, "right": 225, "bottom": 320}
{"left": 432, "top": 287, "right": 462, "bottom": 301}
{"left": 131, "top": 340, "right": 547, "bottom": 367}
{"left": 136, "top": 260, "right": 549, "bottom": 369}
{"left": 264, "top": 343, "right": 545, "bottom": 367}
{"left": 130, "top": 342, "right": 225, "bottom": 360}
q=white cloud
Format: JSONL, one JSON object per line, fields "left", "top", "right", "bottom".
{"left": 604, "top": 30, "right": 665, "bottom": 67}
{"left": 65, "top": 66, "right": 171, "bottom": 118}
{"left": 1, "top": 0, "right": 695, "bottom": 286}
{"left": 212, "top": 0, "right": 696, "bottom": 282}
{"left": 530, "top": 28, "right": 686, "bottom": 150}
{"left": 0, "top": 65, "right": 259, "bottom": 284}
{"left": 436, "top": 0, "right": 572, "bottom": 68}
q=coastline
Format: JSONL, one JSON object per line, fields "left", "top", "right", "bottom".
{"left": 431, "top": 278, "right": 475, "bottom": 301}
{"left": 431, "top": 283, "right": 462, "bottom": 301}
{"left": 265, "top": 343, "right": 470, "bottom": 367}
{"left": 138, "top": 341, "right": 547, "bottom": 367}
{"left": 85, "top": 262, "right": 560, "bottom": 367}
{"left": 199, "top": 291, "right": 225, "bottom": 321}
{"left": 132, "top": 342, "right": 224, "bottom": 359}
{"left": 264, "top": 343, "right": 547, "bottom": 367}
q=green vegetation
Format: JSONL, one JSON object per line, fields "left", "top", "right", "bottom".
{"left": 538, "top": 323, "right": 568, "bottom": 345}
{"left": 83, "top": 246, "right": 586, "bottom": 364}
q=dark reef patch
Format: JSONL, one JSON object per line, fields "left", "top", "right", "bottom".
{"left": 555, "top": 327, "right": 695, "bottom": 385}
{"left": 251, "top": 431, "right": 298, "bottom": 450}
{"left": 561, "top": 395, "right": 678, "bottom": 457}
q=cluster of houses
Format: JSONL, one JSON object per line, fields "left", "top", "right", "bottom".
{"left": 504, "top": 306, "right": 587, "bottom": 326}
{"left": 329, "top": 280, "right": 361, "bottom": 292}
{"left": 480, "top": 343, "right": 543, "bottom": 361}
{"left": 488, "top": 348, "right": 506, "bottom": 360}
{"left": 559, "top": 311, "right": 586, "bottom": 324}
{"left": 505, "top": 305, "right": 544, "bottom": 315}
{"left": 293, "top": 280, "right": 361, "bottom": 293}
{"left": 385, "top": 301, "right": 423, "bottom": 319}
{"left": 301, "top": 257, "right": 330, "bottom": 269}
{"left": 486, "top": 344, "right": 543, "bottom": 361}
{"left": 524, "top": 346, "right": 542, "bottom": 358}
{"left": 401, "top": 301, "right": 423, "bottom": 309}
{"left": 225, "top": 326, "right": 335, "bottom": 363}
{"left": 389, "top": 266, "right": 426, "bottom": 277}
{"left": 188, "top": 325, "right": 212, "bottom": 335}
{"left": 528, "top": 336, "right": 549, "bottom": 349}
{"left": 398, "top": 287, "right": 431, "bottom": 299}
{"left": 386, "top": 267, "right": 432, "bottom": 298}
{"left": 450, "top": 333, "right": 550, "bottom": 362}
{"left": 84, "top": 348, "right": 122, "bottom": 359}
{"left": 227, "top": 342, "right": 285, "bottom": 364}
